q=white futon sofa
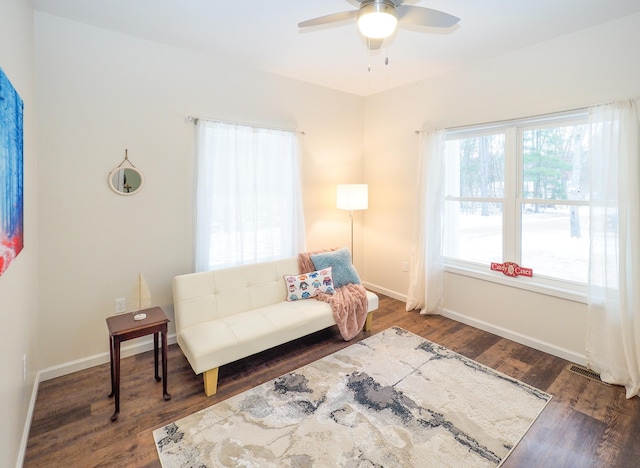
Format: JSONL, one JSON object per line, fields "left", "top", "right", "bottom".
{"left": 173, "top": 256, "right": 379, "bottom": 396}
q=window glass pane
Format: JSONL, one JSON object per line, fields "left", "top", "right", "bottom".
{"left": 445, "top": 133, "right": 505, "bottom": 198}
{"left": 522, "top": 124, "right": 589, "bottom": 201}
{"left": 444, "top": 201, "right": 503, "bottom": 265}
{"left": 443, "top": 112, "right": 591, "bottom": 289}
{"left": 521, "top": 203, "right": 589, "bottom": 282}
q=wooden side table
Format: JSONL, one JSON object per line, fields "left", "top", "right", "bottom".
{"left": 106, "top": 306, "right": 171, "bottom": 421}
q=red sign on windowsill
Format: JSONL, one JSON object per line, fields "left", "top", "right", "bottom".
{"left": 490, "top": 262, "right": 533, "bottom": 277}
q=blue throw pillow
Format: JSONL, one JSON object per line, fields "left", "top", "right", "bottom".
{"left": 310, "top": 248, "right": 361, "bottom": 289}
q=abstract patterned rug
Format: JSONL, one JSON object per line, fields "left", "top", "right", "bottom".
{"left": 153, "top": 326, "right": 551, "bottom": 467}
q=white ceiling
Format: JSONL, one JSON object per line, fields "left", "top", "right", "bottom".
{"left": 32, "top": 0, "right": 640, "bottom": 97}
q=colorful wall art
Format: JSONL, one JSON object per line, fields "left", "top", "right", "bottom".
{"left": 0, "top": 67, "right": 24, "bottom": 276}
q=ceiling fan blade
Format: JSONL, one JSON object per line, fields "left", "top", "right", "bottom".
{"left": 367, "top": 38, "right": 384, "bottom": 51}
{"left": 348, "top": 0, "right": 407, "bottom": 3}
{"left": 298, "top": 10, "right": 358, "bottom": 29}
{"left": 396, "top": 5, "right": 460, "bottom": 28}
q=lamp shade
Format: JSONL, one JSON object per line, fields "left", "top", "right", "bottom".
{"left": 357, "top": 1, "right": 398, "bottom": 39}
{"left": 337, "top": 184, "right": 368, "bottom": 210}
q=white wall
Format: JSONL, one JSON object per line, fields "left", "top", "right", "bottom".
{"left": 34, "top": 10, "right": 640, "bottom": 375}
{"left": 17, "top": 7, "right": 640, "bottom": 466}
{"left": 0, "top": 0, "right": 39, "bottom": 466}
{"left": 363, "top": 12, "right": 640, "bottom": 362}
{"left": 35, "top": 13, "right": 366, "bottom": 373}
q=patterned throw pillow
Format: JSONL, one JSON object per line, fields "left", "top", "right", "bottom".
{"left": 284, "top": 267, "right": 335, "bottom": 301}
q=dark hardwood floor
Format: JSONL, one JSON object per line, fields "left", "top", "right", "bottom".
{"left": 24, "top": 295, "right": 640, "bottom": 467}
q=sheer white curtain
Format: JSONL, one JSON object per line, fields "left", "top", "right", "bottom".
{"left": 195, "top": 120, "right": 306, "bottom": 271}
{"left": 406, "top": 129, "right": 445, "bottom": 315}
{"left": 586, "top": 98, "right": 640, "bottom": 398}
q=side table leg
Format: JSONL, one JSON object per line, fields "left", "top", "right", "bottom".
{"left": 108, "top": 336, "right": 115, "bottom": 398}
{"left": 154, "top": 332, "right": 160, "bottom": 382}
{"left": 162, "top": 325, "right": 171, "bottom": 401}
{"left": 110, "top": 338, "right": 121, "bottom": 421}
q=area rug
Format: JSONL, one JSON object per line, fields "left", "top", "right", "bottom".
{"left": 153, "top": 326, "right": 551, "bottom": 467}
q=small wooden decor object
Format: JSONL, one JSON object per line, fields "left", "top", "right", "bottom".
{"left": 136, "top": 272, "right": 152, "bottom": 310}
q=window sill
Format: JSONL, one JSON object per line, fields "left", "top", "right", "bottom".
{"left": 443, "top": 262, "right": 588, "bottom": 304}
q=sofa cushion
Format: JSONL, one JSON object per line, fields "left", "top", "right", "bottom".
{"left": 310, "top": 248, "right": 361, "bottom": 288}
{"left": 177, "top": 299, "right": 338, "bottom": 374}
{"left": 173, "top": 257, "right": 299, "bottom": 332}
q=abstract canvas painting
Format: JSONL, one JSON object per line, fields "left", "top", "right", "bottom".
{"left": 0, "top": 67, "right": 24, "bottom": 276}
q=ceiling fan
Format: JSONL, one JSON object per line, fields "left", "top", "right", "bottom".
{"left": 298, "top": 0, "right": 460, "bottom": 50}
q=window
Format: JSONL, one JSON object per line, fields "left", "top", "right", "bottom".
{"left": 443, "top": 111, "right": 590, "bottom": 291}
{"left": 195, "top": 120, "right": 305, "bottom": 271}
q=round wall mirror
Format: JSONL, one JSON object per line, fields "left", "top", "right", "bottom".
{"left": 108, "top": 167, "right": 144, "bottom": 195}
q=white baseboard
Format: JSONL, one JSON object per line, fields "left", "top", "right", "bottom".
{"left": 20, "top": 302, "right": 584, "bottom": 467}
{"left": 362, "top": 282, "right": 407, "bottom": 303}
{"left": 441, "top": 308, "right": 587, "bottom": 366}
{"left": 16, "top": 372, "right": 40, "bottom": 468}
{"left": 39, "top": 334, "right": 177, "bottom": 382}
{"left": 19, "top": 334, "right": 178, "bottom": 467}
{"left": 359, "top": 283, "right": 586, "bottom": 365}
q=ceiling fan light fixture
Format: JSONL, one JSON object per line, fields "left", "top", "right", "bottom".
{"left": 357, "top": 1, "right": 398, "bottom": 39}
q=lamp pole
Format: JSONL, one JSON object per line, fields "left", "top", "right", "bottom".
{"left": 337, "top": 184, "right": 368, "bottom": 264}
{"left": 349, "top": 209, "right": 354, "bottom": 262}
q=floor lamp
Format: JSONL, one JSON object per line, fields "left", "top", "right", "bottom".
{"left": 337, "top": 184, "right": 368, "bottom": 261}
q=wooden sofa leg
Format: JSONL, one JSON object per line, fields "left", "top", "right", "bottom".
{"left": 203, "top": 368, "right": 219, "bottom": 397}
{"left": 364, "top": 312, "right": 373, "bottom": 331}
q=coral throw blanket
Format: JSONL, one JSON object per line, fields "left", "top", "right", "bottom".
{"left": 298, "top": 251, "right": 369, "bottom": 341}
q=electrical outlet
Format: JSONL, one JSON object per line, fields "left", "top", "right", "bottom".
{"left": 402, "top": 261, "right": 409, "bottom": 272}
{"left": 115, "top": 298, "right": 126, "bottom": 314}
{"left": 22, "top": 354, "right": 27, "bottom": 381}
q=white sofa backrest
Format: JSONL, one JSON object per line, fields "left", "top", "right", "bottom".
{"left": 173, "top": 256, "right": 300, "bottom": 333}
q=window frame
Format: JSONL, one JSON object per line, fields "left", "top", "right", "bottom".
{"left": 442, "top": 110, "right": 589, "bottom": 303}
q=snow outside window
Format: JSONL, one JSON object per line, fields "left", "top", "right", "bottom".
{"left": 443, "top": 111, "right": 590, "bottom": 294}
{"left": 194, "top": 120, "right": 306, "bottom": 271}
